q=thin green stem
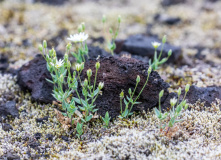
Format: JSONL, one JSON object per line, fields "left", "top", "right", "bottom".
{"left": 134, "top": 74, "right": 150, "bottom": 103}
{"left": 158, "top": 42, "right": 165, "bottom": 61}
{"left": 93, "top": 68, "right": 98, "bottom": 94}
{"left": 120, "top": 98, "right": 123, "bottom": 114}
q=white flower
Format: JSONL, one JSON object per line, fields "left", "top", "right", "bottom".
{"left": 170, "top": 97, "right": 177, "bottom": 106}
{"left": 151, "top": 41, "right": 161, "bottom": 49}
{"left": 98, "top": 82, "right": 104, "bottom": 90}
{"left": 67, "top": 32, "right": 88, "bottom": 43}
{"left": 51, "top": 59, "right": 64, "bottom": 69}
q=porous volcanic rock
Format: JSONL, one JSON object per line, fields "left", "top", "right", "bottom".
{"left": 182, "top": 85, "right": 221, "bottom": 107}
{"left": 81, "top": 56, "right": 170, "bottom": 118}
{"left": 87, "top": 46, "right": 109, "bottom": 60}
{"left": 0, "top": 101, "right": 19, "bottom": 119}
{"left": 119, "top": 34, "right": 181, "bottom": 64}
{"left": 17, "top": 54, "right": 55, "bottom": 103}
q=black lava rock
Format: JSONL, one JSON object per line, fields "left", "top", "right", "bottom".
{"left": 82, "top": 56, "right": 171, "bottom": 118}
{"left": 120, "top": 34, "right": 181, "bottom": 64}
{"left": 34, "top": 133, "right": 42, "bottom": 140}
{"left": 154, "top": 14, "right": 181, "bottom": 25}
{"left": 17, "top": 54, "right": 55, "bottom": 103}
{"left": 161, "top": 0, "right": 186, "bottom": 6}
{"left": 182, "top": 85, "right": 221, "bottom": 107}
{"left": 46, "top": 133, "right": 54, "bottom": 141}
{"left": 2, "top": 123, "right": 13, "bottom": 131}
{"left": 61, "top": 136, "right": 69, "bottom": 141}
{"left": 36, "top": 116, "right": 48, "bottom": 123}
{"left": 4, "top": 153, "right": 20, "bottom": 160}
{"left": 0, "top": 54, "right": 9, "bottom": 72}
{"left": 87, "top": 46, "right": 109, "bottom": 60}
{"left": 0, "top": 101, "right": 19, "bottom": 119}
{"left": 29, "top": 142, "right": 40, "bottom": 149}
{"left": 34, "top": 0, "right": 68, "bottom": 5}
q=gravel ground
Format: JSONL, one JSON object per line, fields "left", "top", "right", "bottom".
{"left": 1, "top": 0, "right": 221, "bottom": 159}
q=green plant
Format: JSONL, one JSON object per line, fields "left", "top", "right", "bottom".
{"left": 67, "top": 23, "right": 89, "bottom": 63}
{"left": 119, "top": 66, "right": 152, "bottom": 119}
{"left": 102, "top": 15, "right": 121, "bottom": 55}
{"left": 39, "top": 40, "right": 104, "bottom": 138}
{"left": 102, "top": 111, "right": 111, "bottom": 128}
{"left": 154, "top": 84, "right": 190, "bottom": 133}
{"left": 76, "top": 122, "right": 83, "bottom": 139}
{"left": 149, "top": 35, "right": 172, "bottom": 71}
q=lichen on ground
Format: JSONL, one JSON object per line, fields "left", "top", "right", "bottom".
{"left": 1, "top": 0, "right": 221, "bottom": 159}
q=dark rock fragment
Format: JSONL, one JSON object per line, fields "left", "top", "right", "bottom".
{"left": 154, "top": 14, "right": 181, "bottom": 25}
{"left": 61, "top": 135, "right": 69, "bottom": 141}
{"left": 161, "top": 0, "right": 186, "bottom": 6}
{"left": 4, "top": 153, "right": 20, "bottom": 160}
{"left": 82, "top": 56, "right": 170, "bottom": 118}
{"left": 0, "top": 54, "right": 9, "bottom": 72}
{"left": 29, "top": 142, "right": 40, "bottom": 149}
{"left": 2, "top": 123, "right": 13, "bottom": 131}
{"left": 17, "top": 54, "right": 55, "bottom": 103}
{"left": 46, "top": 133, "right": 54, "bottom": 141}
{"left": 34, "top": 133, "right": 42, "bottom": 140}
{"left": 34, "top": 0, "right": 68, "bottom": 5}
{"left": 87, "top": 46, "right": 109, "bottom": 60}
{"left": 36, "top": 116, "right": 48, "bottom": 123}
{"left": 182, "top": 85, "right": 221, "bottom": 107}
{"left": 0, "top": 101, "right": 19, "bottom": 119}
{"left": 120, "top": 34, "right": 181, "bottom": 64}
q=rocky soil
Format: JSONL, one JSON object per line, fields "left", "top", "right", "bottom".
{"left": 1, "top": 0, "right": 221, "bottom": 159}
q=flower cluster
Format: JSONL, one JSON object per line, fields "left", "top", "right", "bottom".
{"left": 39, "top": 39, "right": 104, "bottom": 139}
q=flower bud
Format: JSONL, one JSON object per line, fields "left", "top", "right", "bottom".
{"left": 38, "top": 44, "right": 43, "bottom": 52}
{"left": 136, "top": 75, "right": 140, "bottom": 83}
{"left": 168, "top": 49, "right": 172, "bottom": 57}
{"left": 66, "top": 43, "right": 72, "bottom": 51}
{"left": 87, "top": 69, "right": 92, "bottom": 77}
{"left": 148, "top": 66, "right": 152, "bottom": 75}
{"left": 98, "top": 82, "right": 104, "bottom": 90}
{"left": 95, "top": 62, "right": 100, "bottom": 69}
{"left": 84, "top": 79, "right": 88, "bottom": 87}
{"left": 162, "top": 35, "right": 167, "bottom": 43}
{"left": 159, "top": 90, "right": 164, "bottom": 98}
{"left": 49, "top": 50, "right": 53, "bottom": 56}
{"left": 120, "top": 91, "right": 124, "bottom": 98}
{"left": 185, "top": 84, "right": 190, "bottom": 93}
{"left": 178, "top": 87, "right": 181, "bottom": 96}
{"left": 52, "top": 48, "right": 56, "bottom": 57}
{"left": 78, "top": 25, "right": 82, "bottom": 33}
{"left": 170, "top": 97, "right": 177, "bottom": 107}
{"left": 43, "top": 40, "right": 47, "bottom": 48}
{"left": 73, "top": 71, "right": 76, "bottom": 77}
{"left": 64, "top": 53, "right": 68, "bottom": 61}
{"left": 76, "top": 64, "right": 81, "bottom": 72}
{"left": 118, "top": 15, "right": 121, "bottom": 23}
{"left": 182, "top": 100, "right": 186, "bottom": 107}
{"left": 81, "top": 22, "right": 85, "bottom": 32}
{"left": 128, "top": 88, "right": 132, "bottom": 95}
{"left": 109, "top": 28, "right": 113, "bottom": 34}
{"left": 102, "top": 15, "right": 106, "bottom": 23}
{"left": 67, "top": 61, "right": 71, "bottom": 68}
